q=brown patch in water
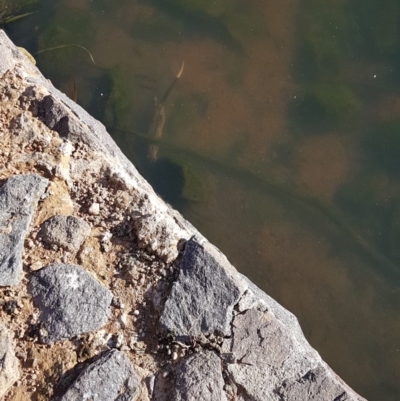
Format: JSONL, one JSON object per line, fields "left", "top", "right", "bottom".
{"left": 374, "top": 95, "right": 400, "bottom": 122}
{"left": 294, "top": 135, "right": 349, "bottom": 201}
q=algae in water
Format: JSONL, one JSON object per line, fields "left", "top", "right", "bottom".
{"left": 37, "top": 6, "right": 96, "bottom": 74}
{"left": 104, "top": 66, "right": 136, "bottom": 128}
{"left": 289, "top": 84, "right": 360, "bottom": 130}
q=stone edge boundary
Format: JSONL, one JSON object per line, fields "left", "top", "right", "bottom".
{"left": 0, "top": 29, "right": 366, "bottom": 401}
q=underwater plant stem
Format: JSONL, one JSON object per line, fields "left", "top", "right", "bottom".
{"left": 3, "top": 12, "right": 35, "bottom": 26}
{"left": 35, "top": 45, "right": 96, "bottom": 65}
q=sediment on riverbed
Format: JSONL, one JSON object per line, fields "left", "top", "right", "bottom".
{"left": 0, "top": 30, "right": 366, "bottom": 401}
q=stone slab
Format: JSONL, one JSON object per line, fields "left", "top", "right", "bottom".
{"left": 276, "top": 365, "right": 357, "bottom": 401}
{"left": 160, "top": 237, "right": 242, "bottom": 339}
{"left": 227, "top": 306, "right": 319, "bottom": 401}
{"left": 174, "top": 351, "right": 227, "bottom": 401}
{"left": 29, "top": 264, "right": 112, "bottom": 342}
{"left": 0, "top": 174, "right": 48, "bottom": 286}
{"left": 59, "top": 349, "right": 139, "bottom": 401}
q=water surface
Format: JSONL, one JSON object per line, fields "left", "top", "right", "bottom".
{"left": 4, "top": 0, "right": 400, "bottom": 399}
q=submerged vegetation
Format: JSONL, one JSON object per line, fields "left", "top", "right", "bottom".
{"left": 292, "top": 0, "right": 400, "bottom": 267}
{"left": 289, "top": 84, "right": 360, "bottom": 129}
{"left": 4, "top": 0, "right": 400, "bottom": 397}
{"left": 365, "top": 121, "right": 400, "bottom": 175}
{"left": 165, "top": 92, "right": 209, "bottom": 137}
{"left": 104, "top": 66, "right": 136, "bottom": 128}
{"left": 36, "top": 6, "right": 96, "bottom": 74}
{"left": 0, "top": 0, "right": 37, "bottom": 28}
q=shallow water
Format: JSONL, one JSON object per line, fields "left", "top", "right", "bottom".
{"left": 4, "top": 0, "right": 400, "bottom": 399}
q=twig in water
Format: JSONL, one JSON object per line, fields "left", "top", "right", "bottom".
{"left": 3, "top": 12, "right": 35, "bottom": 26}
{"left": 35, "top": 44, "right": 96, "bottom": 65}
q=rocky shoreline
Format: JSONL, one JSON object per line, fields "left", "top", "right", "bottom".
{"left": 0, "top": 30, "right": 366, "bottom": 400}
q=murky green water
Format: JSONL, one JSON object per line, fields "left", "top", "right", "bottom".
{"left": 4, "top": 0, "right": 400, "bottom": 398}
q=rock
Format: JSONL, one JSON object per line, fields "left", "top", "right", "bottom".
{"left": 0, "top": 29, "right": 367, "bottom": 401}
{"left": 29, "top": 264, "right": 112, "bottom": 342}
{"left": 160, "top": 237, "right": 242, "bottom": 340}
{"left": 226, "top": 307, "right": 318, "bottom": 401}
{"left": 133, "top": 213, "right": 186, "bottom": 263}
{"left": 37, "top": 95, "right": 67, "bottom": 130}
{"left": 59, "top": 349, "right": 140, "bottom": 401}
{"left": 231, "top": 308, "right": 302, "bottom": 368}
{"left": 0, "top": 323, "right": 20, "bottom": 399}
{"left": 173, "top": 351, "right": 227, "bottom": 401}
{"left": 224, "top": 293, "right": 363, "bottom": 401}
{"left": 37, "top": 95, "right": 83, "bottom": 138}
{"left": 39, "top": 215, "right": 90, "bottom": 252}
{"left": 276, "top": 365, "right": 358, "bottom": 401}
{"left": 0, "top": 174, "right": 48, "bottom": 286}
{"left": 0, "top": 31, "right": 15, "bottom": 74}
{"left": 88, "top": 202, "right": 100, "bottom": 216}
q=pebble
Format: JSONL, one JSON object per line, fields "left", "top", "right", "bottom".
{"left": 133, "top": 310, "right": 139, "bottom": 316}
{"left": 88, "top": 203, "right": 100, "bottom": 215}
{"left": 172, "top": 351, "right": 178, "bottom": 360}
{"left": 30, "top": 262, "right": 42, "bottom": 271}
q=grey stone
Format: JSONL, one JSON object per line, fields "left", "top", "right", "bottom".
{"left": 37, "top": 95, "right": 83, "bottom": 138}
{"left": 226, "top": 305, "right": 365, "bottom": 401}
{"left": 232, "top": 308, "right": 297, "bottom": 368}
{"left": 39, "top": 215, "right": 91, "bottom": 252}
{"left": 0, "top": 31, "right": 17, "bottom": 74}
{"left": 59, "top": 349, "right": 139, "bottom": 401}
{"left": 0, "top": 174, "right": 48, "bottom": 286}
{"left": 226, "top": 307, "right": 320, "bottom": 401}
{"left": 239, "top": 274, "right": 318, "bottom": 358}
{"left": 29, "top": 264, "right": 112, "bottom": 342}
{"left": 160, "top": 237, "right": 242, "bottom": 339}
{"left": 0, "top": 323, "right": 20, "bottom": 399}
{"left": 276, "top": 365, "right": 354, "bottom": 400}
{"left": 0, "top": 30, "right": 367, "bottom": 401}
{"left": 174, "top": 351, "right": 227, "bottom": 401}
{"left": 37, "top": 95, "right": 67, "bottom": 130}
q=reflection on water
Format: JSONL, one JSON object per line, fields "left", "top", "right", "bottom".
{"left": 5, "top": 0, "right": 400, "bottom": 398}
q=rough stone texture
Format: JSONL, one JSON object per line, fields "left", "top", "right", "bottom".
{"left": 0, "top": 323, "right": 20, "bottom": 399}
{"left": 173, "top": 351, "right": 227, "bottom": 401}
{"left": 232, "top": 308, "right": 303, "bottom": 368}
{"left": 276, "top": 365, "right": 355, "bottom": 400}
{"left": 160, "top": 237, "right": 242, "bottom": 339}
{"left": 2, "top": 29, "right": 196, "bottom": 264}
{"left": 29, "top": 264, "right": 112, "bottom": 342}
{"left": 133, "top": 212, "right": 188, "bottom": 263}
{"left": 0, "top": 173, "right": 48, "bottom": 286}
{"left": 39, "top": 215, "right": 91, "bottom": 252}
{"left": 226, "top": 306, "right": 319, "bottom": 401}
{"left": 0, "top": 30, "right": 367, "bottom": 401}
{"left": 59, "top": 349, "right": 140, "bottom": 401}
{"left": 37, "top": 94, "right": 85, "bottom": 139}
{"left": 225, "top": 282, "right": 365, "bottom": 401}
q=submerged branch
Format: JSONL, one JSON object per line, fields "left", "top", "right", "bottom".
{"left": 35, "top": 44, "right": 96, "bottom": 65}
{"left": 3, "top": 11, "right": 35, "bottom": 26}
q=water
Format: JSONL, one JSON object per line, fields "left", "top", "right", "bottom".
{"left": 3, "top": 0, "right": 400, "bottom": 399}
